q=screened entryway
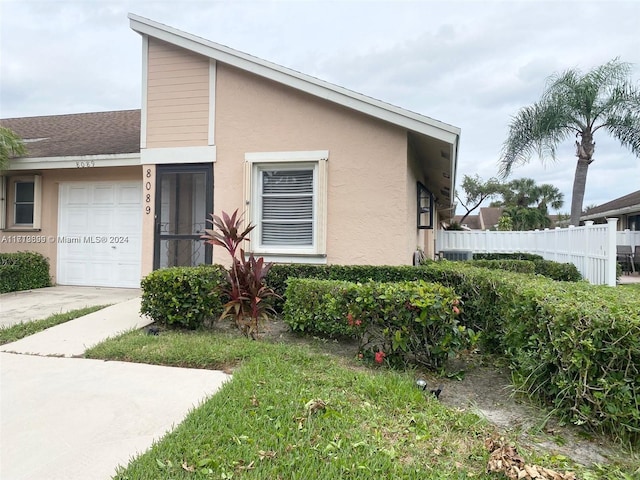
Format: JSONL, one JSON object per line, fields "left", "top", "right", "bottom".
{"left": 154, "top": 164, "right": 213, "bottom": 269}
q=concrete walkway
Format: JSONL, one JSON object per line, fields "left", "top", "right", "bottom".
{"left": 0, "top": 287, "right": 230, "bottom": 480}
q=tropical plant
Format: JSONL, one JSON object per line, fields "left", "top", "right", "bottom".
{"left": 499, "top": 58, "right": 640, "bottom": 226}
{"left": 492, "top": 177, "right": 564, "bottom": 230}
{"left": 201, "top": 209, "right": 279, "bottom": 338}
{"left": 0, "top": 126, "right": 26, "bottom": 170}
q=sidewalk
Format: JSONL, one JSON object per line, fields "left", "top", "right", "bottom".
{"left": 0, "top": 288, "right": 231, "bottom": 480}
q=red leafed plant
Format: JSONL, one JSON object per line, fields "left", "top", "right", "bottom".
{"left": 201, "top": 209, "right": 280, "bottom": 339}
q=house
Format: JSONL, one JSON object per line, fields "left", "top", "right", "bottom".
{"left": 581, "top": 189, "right": 640, "bottom": 230}
{"left": 0, "top": 14, "right": 460, "bottom": 288}
{"left": 453, "top": 207, "right": 504, "bottom": 230}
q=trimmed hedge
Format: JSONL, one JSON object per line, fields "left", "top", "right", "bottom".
{"left": 418, "top": 262, "right": 640, "bottom": 444}
{"left": 0, "top": 251, "right": 51, "bottom": 293}
{"left": 284, "top": 278, "right": 473, "bottom": 369}
{"left": 471, "top": 253, "right": 582, "bottom": 282}
{"left": 140, "top": 264, "right": 227, "bottom": 329}
{"left": 469, "top": 259, "right": 536, "bottom": 275}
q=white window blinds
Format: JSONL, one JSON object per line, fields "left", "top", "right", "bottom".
{"left": 260, "top": 169, "right": 314, "bottom": 246}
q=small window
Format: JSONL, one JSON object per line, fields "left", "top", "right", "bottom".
{"left": 244, "top": 150, "right": 328, "bottom": 261}
{"left": 0, "top": 175, "right": 41, "bottom": 230}
{"left": 260, "top": 168, "right": 314, "bottom": 246}
{"left": 417, "top": 182, "right": 434, "bottom": 229}
{"left": 15, "top": 181, "right": 35, "bottom": 225}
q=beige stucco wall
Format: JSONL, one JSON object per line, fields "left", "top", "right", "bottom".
{"left": 214, "top": 63, "right": 414, "bottom": 265}
{"left": 146, "top": 38, "right": 210, "bottom": 148}
{"left": 0, "top": 167, "right": 141, "bottom": 284}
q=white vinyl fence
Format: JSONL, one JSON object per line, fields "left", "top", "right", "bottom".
{"left": 436, "top": 218, "right": 634, "bottom": 286}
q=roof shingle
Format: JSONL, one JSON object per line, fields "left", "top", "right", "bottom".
{"left": 0, "top": 110, "right": 141, "bottom": 158}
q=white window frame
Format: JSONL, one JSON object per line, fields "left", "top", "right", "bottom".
{"left": 244, "top": 150, "right": 328, "bottom": 263}
{"left": 1, "top": 174, "right": 42, "bottom": 230}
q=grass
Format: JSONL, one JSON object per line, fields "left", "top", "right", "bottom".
{"left": 0, "top": 305, "right": 108, "bottom": 345}
{"left": 84, "top": 330, "right": 613, "bottom": 480}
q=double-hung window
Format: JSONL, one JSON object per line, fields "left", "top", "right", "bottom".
{"left": 14, "top": 181, "right": 35, "bottom": 225}
{"left": 0, "top": 175, "right": 42, "bottom": 230}
{"left": 245, "top": 150, "right": 328, "bottom": 262}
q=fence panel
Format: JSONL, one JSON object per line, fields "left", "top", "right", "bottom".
{"left": 436, "top": 219, "right": 620, "bottom": 286}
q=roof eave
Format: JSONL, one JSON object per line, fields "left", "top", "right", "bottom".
{"left": 128, "top": 13, "right": 460, "bottom": 146}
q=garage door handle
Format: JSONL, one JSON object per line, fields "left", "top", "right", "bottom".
{"left": 111, "top": 246, "right": 116, "bottom": 249}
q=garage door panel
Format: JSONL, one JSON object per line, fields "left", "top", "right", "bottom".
{"left": 94, "top": 185, "right": 115, "bottom": 204}
{"left": 58, "top": 182, "right": 142, "bottom": 288}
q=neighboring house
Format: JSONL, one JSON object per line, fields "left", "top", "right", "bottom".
{"left": 0, "top": 14, "right": 460, "bottom": 288}
{"left": 454, "top": 207, "right": 504, "bottom": 230}
{"left": 581, "top": 189, "right": 640, "bottom": 230}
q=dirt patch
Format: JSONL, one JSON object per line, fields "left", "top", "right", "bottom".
{"left": 213, "top": 318, "right": 627, "bottom": 468}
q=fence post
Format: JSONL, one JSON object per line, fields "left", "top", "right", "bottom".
{"left": 584, "top": 221, "right": 593, "bottom": 283}
{"left": 606, "top": 218, "right": 618, "bottom": 287}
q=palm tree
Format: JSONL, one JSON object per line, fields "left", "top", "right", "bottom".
{"left": 0, "top": 126, "right": 26, "bottom": 170}
{"left": 499, "top": 58, "right": 640, "bottom": 226}
{"left": 492, "top": 178, "right": 564, "bottom": 230}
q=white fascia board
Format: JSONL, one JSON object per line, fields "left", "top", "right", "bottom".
{"left": 141, "top": 145, "right": 217, "bottom": 165}
{"left": 128, "top": 14, "right": 460, "bottom": 145}
{"left": 582, "top": 205, "right": 640, "bottom": 221}
{"left": 7, "top": 153, "right": 141, "bottom": 170}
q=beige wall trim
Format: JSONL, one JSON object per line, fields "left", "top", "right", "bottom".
{"left": 8, "top": 153, "right": 141, "bottom": 171}
{"left": 209, "top": 60, "right": 216, "bottom": 146}
{"left": 245, "top": 150, "right": 329, "bottom": 163}
{"left": 129, "top": 14, "right": 460, "bottom": 145}
{"left": 140, "top": 145, "right": 217, "bottom": 164}
{"left": 140, "top": 34, "right": 149, "bottom": 149}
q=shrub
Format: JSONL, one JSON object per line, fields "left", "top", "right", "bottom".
{"left": 532, "top": 259, "right": 582, "bottom": 281}
{"left": 469, "top": 259, "right": 536, "bottom": 275}
{"left": 140, "top": 265, "right": 226, "bottom": 329}
{"left": 418, "top": 261, "right": 640, "bottom": 444}
{"left": 471, "top": 253, "right": 582, "bottom": 281}
{"left": 283, "top": 278, "right": 475, "bottom": 369}
{"left": 0, "top": 251, "right": 51, "bottom": 293}
{"left": 473, "top": 252, "right": 544, "bottom": 261}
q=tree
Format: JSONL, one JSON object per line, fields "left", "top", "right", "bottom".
{"left": 0, "top": 126, "right": 26, "bottom": 170}
{"left": 499, "top": 58, "right": 640, "bottom": 226}
{"left": 455, "top": 174, "right": 504, "bottom": 226}
{"left": 492, "top": 177, "right": 564, "bottom": 230}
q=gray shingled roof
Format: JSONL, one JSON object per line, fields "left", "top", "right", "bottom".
{"left": 0, "top": 110, "right": 140, "bottom": 158}
{"left": 584, "top": 190, "right": 640, "bottom": 216}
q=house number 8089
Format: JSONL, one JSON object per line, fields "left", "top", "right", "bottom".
{"left": 144, "top": 169, "right": 152, "bottom": 215}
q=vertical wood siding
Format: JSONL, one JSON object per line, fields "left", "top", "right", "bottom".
{"left": 146, "top": 39, "right": 209, "bottom": 148}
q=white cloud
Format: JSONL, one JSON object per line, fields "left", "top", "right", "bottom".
{"left": 1, "top": 0, "right": 639, "bottom": 214}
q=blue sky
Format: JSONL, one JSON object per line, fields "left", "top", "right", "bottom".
{"left": 1, "top": 0, "right": 639, "bottom": 214}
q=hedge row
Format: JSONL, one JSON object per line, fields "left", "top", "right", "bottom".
{"left": 0, "top": 252, "right": 51, "bottom": 293}
{"left": 417, "top": 262, "right": 640, "bottom": 444}
{"left": 471, "top": 253, "right": 582, "bottom": 282}
{"left": 283, "top": 278, "right": 473, "bottom": 369}
{"left": 140, "top": 264, "right": 227, "bottom": 329}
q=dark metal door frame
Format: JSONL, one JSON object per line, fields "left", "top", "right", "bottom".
{"left": 153, "top": 163, "right": 213, "bottom": 269}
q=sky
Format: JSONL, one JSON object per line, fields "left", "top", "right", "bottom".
{"left": 1, "top": 0, "right": 639, "bottom": 215}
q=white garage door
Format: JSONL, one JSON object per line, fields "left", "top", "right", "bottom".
{"left": 57, "top": 182, "right": 142, "bottom": 288}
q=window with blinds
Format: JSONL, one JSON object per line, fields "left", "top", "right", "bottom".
{"left": 260, "top": 169, "right": 314, "bottom": 246}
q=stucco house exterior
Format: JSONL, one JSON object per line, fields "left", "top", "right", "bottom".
{"left": 0, "top": 14, "right": 460, "bottom": 288}
{"left": 581, "top": 189, "right": 640, "bottom": 230}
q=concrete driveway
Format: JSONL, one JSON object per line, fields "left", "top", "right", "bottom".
{"left": 0, "top": 286, "right": 230, "bottom": 480}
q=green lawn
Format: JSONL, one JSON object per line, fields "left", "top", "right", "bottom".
{"left": 0, "top": 305, "right": 108, "bottom": 345}
{"left": 85, "top": 330, "right": 635, "bottom": 480}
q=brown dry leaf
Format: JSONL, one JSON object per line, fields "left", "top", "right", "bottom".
{"left": 485, "top": 437, "right": 579, "bottom": 480}
{"left": 305, "top": 398, "right": 327, "bottom": 415}
{"left": 237, "top": 460, "right": 255, "bottom": 471}
{"left": 250, "top": 395, "right": 259, "bottom": 407}
{"left": 181, "top": 461, "right": 195, "bottom": 472}
{"left": 258, "top": 450, "right": 277, "bottom": 461}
